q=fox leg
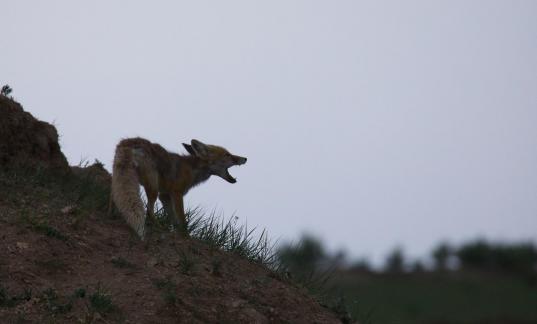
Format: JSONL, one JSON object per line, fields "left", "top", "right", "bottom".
{"left": 145, "top": 187, "right": 158, "bottom": 225}
{"left": 172, "top": 194, "right": 189, "bottom": 237}
{"left": 136, "top": 163, "right": 159, "bottom": 226}
{"left": 158, "top": 193, "right": 174, "bottom": 224}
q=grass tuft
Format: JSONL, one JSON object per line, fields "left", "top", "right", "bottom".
{"left": 89, "top": 285, "right": 114, "bottom": 314}
{"left": 0, "top": 286, "right": 32, "bottom": 308}
{"left": 74, "top": 288, "right": 86, "bottom": 298}
{"left": 175, "top": 207, "right": 280, "bottom": 269}
{"left": 42, "top": 288, "right": 73, "bottom": 314}
{"left": 18, "top": 210, "right": 69, "bottom": 242}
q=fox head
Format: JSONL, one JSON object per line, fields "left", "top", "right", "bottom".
{"left": 183, "top": 139, "right": 247, "bottom": 183}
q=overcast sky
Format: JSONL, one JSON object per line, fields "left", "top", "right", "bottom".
{"left": 2, "top": 1, "right": 536, "bottom": 264}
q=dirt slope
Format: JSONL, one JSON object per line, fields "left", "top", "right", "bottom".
{"left": 0, "top": 95, "right": 342, "bottom": 323}
{"left": 0, "top": 95, "right": 68, "bottom": 172}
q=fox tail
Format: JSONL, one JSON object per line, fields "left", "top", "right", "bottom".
{"left": 111, "top": 144, "right": 146, "bottom": 239}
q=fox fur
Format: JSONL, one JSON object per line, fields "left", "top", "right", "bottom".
{"left": 110, "top": 137, "right": 247, "bottom": 239}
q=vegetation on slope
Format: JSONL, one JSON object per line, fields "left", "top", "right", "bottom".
{"left": 0, "top": 91, "right": 344, "bottom": 323}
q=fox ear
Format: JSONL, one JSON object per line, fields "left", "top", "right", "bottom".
{"left": 191, "top": 139, "right": 209, "bottom": 157}
{"left": 183, "top": 143, "right": 196, "bottom": 156}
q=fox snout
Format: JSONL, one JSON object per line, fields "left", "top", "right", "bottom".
{"left": 234, "top": 156, "right": 247, "bottom": 165}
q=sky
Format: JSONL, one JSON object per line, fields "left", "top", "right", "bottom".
{"left": 2, "top": 1, "right": 537, "bottom": 265}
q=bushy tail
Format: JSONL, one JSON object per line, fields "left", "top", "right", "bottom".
{"left": 111, "top": 144, "right": 146, "bottom": 239}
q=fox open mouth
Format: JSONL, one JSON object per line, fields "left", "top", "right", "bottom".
{"left": 221, "top": 157, "right": 246, "bottom": 183}
{"left": 223, "top": 168, "right": 237, "bottom": 183}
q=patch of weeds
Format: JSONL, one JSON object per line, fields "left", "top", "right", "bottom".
{"left": 32, "top": 222, "right": 69, "bottom": 241}
{"left": 1, "top": 84, "right": 13, "bottom": 96}
{"left": 74, "top": 288, "right": 86, "bottom": 298}
{"left": 152, "top": 277, "right": 177, "bottom": 306}
{"left": 158, "top": 206, "right": 357, "bottom": 321}
{"left": 42, "top": 288, "right": 73, "bottom": 314}
{"left": 69, "top": 160, "right": 111, "bottom": 213}
{"left": 40, "top": 286, "right": 116, "bottom": 323}
{"left": 89, "top": 285, "right": 114, "bottom": 314}
{"left": 73, "top": 177, "right": 110, "bottom": 213}
{"left": 297, "top": 268, "right": 334, "bottom": 296}
{"left": 0, "top": 286, "right": 32, "bottom": 308}
{"left": 178, "top": 250, "right": 196, "bottom": 275}
{"left": 3, "top": 165, "right": 110, "bottom": 217}
{"left": 111, "top": 256, "right": 136, "bottom": 269}
{"left": 80, "top": 285, "right": 124, "bottom": 324}
{"left": 18, "top": 211, "right": 69, "bottom": 242}
{"left": 183, "top": 207, "right": 279, "bottom": 269}
{"left": 0, "top": 287, "right": 8, "bottom": 306}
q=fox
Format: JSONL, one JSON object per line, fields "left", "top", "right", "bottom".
{"left": 109, "top": 137, "right": 247, "bottom": 240}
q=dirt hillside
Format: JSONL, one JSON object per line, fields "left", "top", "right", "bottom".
{"left": 0, "top": 95, "right": 343, "bottom": 323}
{"left": 0, "top": 95, "right": 68, "bottom": 172}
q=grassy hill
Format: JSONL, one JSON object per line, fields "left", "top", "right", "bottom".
{"left": 0, "top": 94, "right": 343, "bottom": 323}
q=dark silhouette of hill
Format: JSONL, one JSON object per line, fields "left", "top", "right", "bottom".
{"left": 0, "top": 94, "right": 342, "bottom": 323}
